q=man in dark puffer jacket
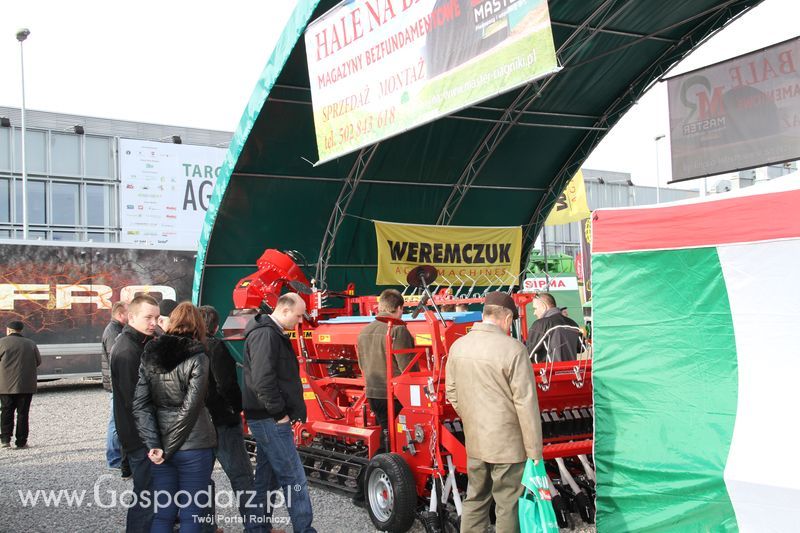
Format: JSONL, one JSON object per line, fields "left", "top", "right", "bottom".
{"left": 133, "top": 302, "right": 217, "bottom": 533}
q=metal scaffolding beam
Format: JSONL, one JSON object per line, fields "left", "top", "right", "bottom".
{"left": 520, "top": 0, "right": 761, "bottom": 260}
{"left": 315, "top": 144, "right": 380, "bottom": 283}
{"left": 436, "top": 0, "right": 636, "bottom": 226}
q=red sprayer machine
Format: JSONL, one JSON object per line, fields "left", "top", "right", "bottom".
{"left": 222, "top": 249, "right": 594, "bottom": 532}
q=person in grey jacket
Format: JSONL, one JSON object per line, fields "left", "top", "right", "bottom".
{"left": 133, "top": 302, "right": 216, "bottom": 533}
{"left": 0, "top": 321, "right": 41, "bottom": 448}
{"left": 101, "top": 301, "right": 128, "bottom": 472}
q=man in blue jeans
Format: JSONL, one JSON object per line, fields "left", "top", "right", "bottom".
{"left": 111, "top": 295, "right": 159, "bottom": 532}
{"left": 199, "top": 305, "right": 261, "bottom": 532}
{"left": 102, "top": 301, "right": 128, "bottom": 474}
{"left": 243, "top": 293, "right": 316, "bottom": 533}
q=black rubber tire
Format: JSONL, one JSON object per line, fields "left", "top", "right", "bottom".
{"left": 365, "top": 453, "right": 418, "bottom": 532}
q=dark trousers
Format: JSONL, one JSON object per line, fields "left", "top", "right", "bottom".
{"left": 126, "top": 447, "right": 154, "bottom": 533}
{"left": 0, "top": 393, "right": 33, "bottom": 446}
{"left": 215, "top": 422, "right": 260, "bottom": 531}
{"left": 367, "top": 397, "right": 402, "bottom": 433}
{"left": 368, "top": 397, "right": 402, "bottom": 452}
{"left": 203, "top": 422, "right": 260, "bottom": 532}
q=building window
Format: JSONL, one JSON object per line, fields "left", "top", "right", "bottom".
{"left": 85, "top": 136, "right": 113, "bottom": 178}
{"left": 51, "top": 133, "right": 81, "bottom": 176}
{"left": 52, "top": 231, "right": 79, "bottom": 241}
{"left": 15, "top": 179, "right": 47, "bottom": 224}
{"left": 0, "top": 177, "right": 9, "bottom": 223}
{"left": 14, "top": 129, "right": 47, "bottom": 174}
{"left": 3, "top": 127, "right": 118, "bottom": 242}
{"left": 0, "top": 128, "right": 10, "bottom": 172}
{"left": 86, "top": 183, "right": 112, "bottom": 227}
{"left": 52, "top": 182, "right": 80, "bottom": 225}
{"left": 87, "top": 232, "right": 114, "bottom": 242}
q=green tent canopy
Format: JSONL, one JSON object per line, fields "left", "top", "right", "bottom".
{"left": 194, "top": 0, "right": 763, "bottom": 318}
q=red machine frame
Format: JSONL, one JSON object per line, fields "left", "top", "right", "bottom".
{"left": 224, "top": 250, "right": 593, "bottom": 531}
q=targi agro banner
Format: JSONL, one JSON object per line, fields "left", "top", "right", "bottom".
{"left": 667, "top": 36, "right": 800, "bottom": 182}
{"left": 119, "top": 139, "right": 227, "bottom": 249}
{"left": 374, "top": 220, "right": 522, "bottom": 286}
{"left": 306, "top": 0, "right": 559, "bottom": 163}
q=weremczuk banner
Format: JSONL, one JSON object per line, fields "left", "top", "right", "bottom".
{"left": 306, "top": 0, "right": 559, "bottom": 163}
{"left": 374, "top": 221, "right": 522, "bottom": 286}
{"left": 667, "top": 36, "right": 800, "bottom": 182}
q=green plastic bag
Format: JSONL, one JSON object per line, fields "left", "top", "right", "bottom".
{"left": 519, "top": 459, "right": 560, "bottom": 533}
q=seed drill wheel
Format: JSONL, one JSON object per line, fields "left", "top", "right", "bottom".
{"left": 365, "top": 453, "right": 417, "bottom": 532}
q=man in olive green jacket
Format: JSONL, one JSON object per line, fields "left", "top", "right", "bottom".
{"left": 357, "top": 289, "right": 415, "bottom": 435}
{"left": 446, "top": 292, "right": 543, "bottom": 533}
{"left": 0, "top": 321, "right": 41, "bottom": 448}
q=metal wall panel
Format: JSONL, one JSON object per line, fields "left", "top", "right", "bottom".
{"left": 542, "top": 169, "right": 698, "bottom": 255}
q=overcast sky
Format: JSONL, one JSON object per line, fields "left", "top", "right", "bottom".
{"left": 1, "top": 0, "right": 797, "bottom": 190}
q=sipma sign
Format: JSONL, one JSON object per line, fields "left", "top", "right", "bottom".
{"left": 522, "top": 276, "right": 579, "bottom": 292}
{"left": 0, "top": 284, "right": 176, "bottom": 311}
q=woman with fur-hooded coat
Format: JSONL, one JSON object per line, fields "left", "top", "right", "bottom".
{"left": 133, "top": 302, "right": 217, "bottom": 533}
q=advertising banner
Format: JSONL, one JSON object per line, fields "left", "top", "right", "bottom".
{"left": 545, "top": 169, "right": 591, "bottom": 226}
{"left": 521, "top": 276, "right": 578, "bottom": 292}
{"left": 306, "top": 0, "right": 559, "bottom": 163}
{"left": 119, "top": 139, "right": 227, "bottom": 249}
{"left": 374, "top": 220, "right": 521, "bottom": 286}
{"left": 667, "top": 37, "right": 800, "bottom": 182}
{"left": 579, "top": 218, "right": 592, "bottom": 302}
{"left": 0, "top": 244, "right": 194, "bottom": 345}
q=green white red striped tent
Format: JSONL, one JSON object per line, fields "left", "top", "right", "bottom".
{"left": 592, "top": 176, "right": 800, "bottom": 531}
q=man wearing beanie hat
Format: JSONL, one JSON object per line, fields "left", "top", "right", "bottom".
{"left": 0, "top": 321, "right": 41, "bottom": 449}
{"left": 155, "top": 299, "right": 178, "bottom": 336}
{"left": 446, "top": 292, "right": 542, "bottom": 533}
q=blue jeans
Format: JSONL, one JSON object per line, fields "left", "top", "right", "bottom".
{"left": 216, "top": 422, "right": 261, "bottom": 531}
{"left": 125, "top": 447, "right": 153, "bottom": 533}
{"left": 106, "top": 394, "right": 122, "bottom": 468}
{"left": 150, "top": 448, "right": 214, "bottom": 533}
{"left": 247, "top": 418, "right": 316, "bottom": 533}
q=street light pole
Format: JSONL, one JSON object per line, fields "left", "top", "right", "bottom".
{"left": 654, "top": 134, "right": 665, "bottom": 204}
{"left": 17, "top": 28, "right": 30, "bottom": 240}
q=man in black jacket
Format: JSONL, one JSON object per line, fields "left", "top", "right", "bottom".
{"left": 0, "top": 321, "right": 41, "bottom": 449}
{"left": 110, "top": 294, "right": 158, "bottom": 533}
{"left": 102, "top": 301, "right": 127, "bottom": 471}
{"left": 199, "top": 305, "right": 260, "bottom": 531}
{"left": 526, "top": 293, "right": 583, "bottom": 362}
{"left": 243, "top": 293, "right": 316, "bottom": 533}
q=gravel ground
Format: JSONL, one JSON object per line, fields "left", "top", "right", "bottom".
{"left": 0, "top": 379, "right": 596, "bottom": 533}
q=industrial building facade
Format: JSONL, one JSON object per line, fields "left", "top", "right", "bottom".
{"left": 0, "top": 106, "right": 231, "bottom": 244}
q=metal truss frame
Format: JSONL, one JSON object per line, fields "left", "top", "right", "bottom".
{"left": 435, "top": 0, "right": 638, "bottom": 226}
{"left": 315, "top": 144, "right": 379, "bottom": 283}
{"left": 520, "top": 0, "right": 762, "bottom": 260}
